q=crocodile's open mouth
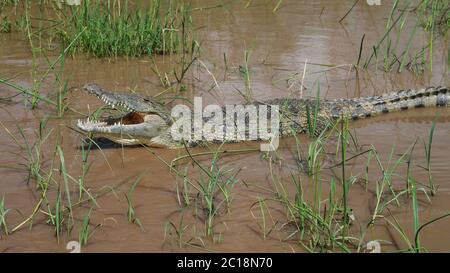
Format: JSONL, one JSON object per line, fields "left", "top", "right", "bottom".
{"left": 77, "top": 84, "right": 170, "bottom": 145}
{"left": 77, "top": 112, "right": 149, "bottom": 133}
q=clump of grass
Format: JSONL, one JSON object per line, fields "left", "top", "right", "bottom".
{"left": 0, "top": 14, "right": 83, "bottom": 111}
{"left": 41, "top": 185, "right": 65, "bottom": 243}
{"left": 0, "top": 196, "right": 10, "bottom": 236}
{"left": 197, "top": 151, "right": 239, "bottom": 237}
{"left": 78, "top": 139, "right": 92, "bottom": 202}
{"left": 363, "top": 0, "right": 447, "bottom": 73}
{"left": 125, "top": 173, "right": 145, "bottom": 231}
{"left": 169, "top": 145, "right": 240, "bottom": 240}
{"left": 79, "top": 208, "right": 93, "bottom": 246}
{"left": 0, "top": 119, "right": 53, "bottom": 189}
{"left": 339, "top": 117, "right": 350, "bottom": 237}
{"left": 245, "top": 0, "right": 284, "bottom": 13}
{"left": 57, "top": 0, "right": 193, "bottom": 57}
{"left": 175, "top": 167, "right": 193, "bottom": 207}
{"left": 239, "top": 49, "right": 253, "bottom": 103}
{"left": 0, "top": 0, "right": 14, "bottom": 33}
{"left": 0, "top": 15, "right": 11, "bottom": 32}
{"left": 0, "top": 0, "right": 17, "bottom": 7}
{"left": 272, "top": 0, "right": 283, "bottom": 13}
{"left": 164, "top": 213, "right": 207, "bottom": 250}
{"left": 23, "top": 0, "right": 41, "bottom": 109}
{"left": 251, "top": 197, "right": 276, "bottom": 240}
{"left": 37, "top": 143, "right": 99, "bottom": 243}
{"left": 423, "top": 118, "right": 437, "bottom": 195}
{"left": 258, "top": 106, "right": 448, "bottom": 252}
{"left": 269, "top": 169, "right": 353, "bottom": 252}
{"left": 56, "top": 145, "right": 74, "bottom": 237}
{"left": 46, "top": 54, "right": 70, "bottom": 118}
{"left": 151, "top": 30, "right": 200, "bottom": 92}
{"left": 0, "top": 116, "right": 105, "bottom": 244}
{"left": 305, "top": 82, "right": 330, "bottom": 138}
{"left": 165, "top": 213, "right": 190, "bottom": 248}
{"left": 408, "top": 173, "right": 421, "bottom": 251}
{"left": 0, "top": 78, "right": 57, "bottom": 108}
{"left": 369, "top": 144, "right": 412, "bottom": 224}
{"left": 419, "top": 0, "right": 449, "bottom": 64}
{"left": 10, "top": 155, "right": 53, "bottom": 234}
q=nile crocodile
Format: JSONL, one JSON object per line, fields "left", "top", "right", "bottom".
{"left": 77, "top": 84, "right": 449, "bottom": 148}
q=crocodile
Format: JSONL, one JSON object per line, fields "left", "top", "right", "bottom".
{"left": 77, "top": 84, "right": 449, "bottom": 148}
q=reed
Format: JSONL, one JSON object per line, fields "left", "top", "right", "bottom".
{"left": 423, "top": 118, "right": 437, "bottom": 195}
{"left": 79, "top": 208, "right": 93, "bottom": 246}
{"left": 0, "top": 196, "right": 9, "bottom": 236}
{"left": 57, "top": 0, "right": 193, "bottom": 57}
{"left": 125, "top": 173, "right": 145, "bottom": 231}
{"left": 363, "top": 0, "right": 448, "bottom": 73}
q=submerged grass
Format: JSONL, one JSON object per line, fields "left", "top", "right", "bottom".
{"left": 78, "top": 139, "right": 92, "bottom": 202}
{"left": 245, "top": 0, "right": 283, "bottom": 13}
{"left": 196, "top": 149, "right": 240, "bottom": 237}
{"left": 79, "top": 208, "right": 94, "bottom": 246}
{"left": 0, "top": 15, "right": 11, "bottom": 32}
{"left": 56, "top": 145, "right": 74, "bottom": 237}
{"left": 0, "top": 117, "right": 108, "bottom": 244}
{"left": 252, "top": 197, "right": 276, "bottom": 240}
{"left": 339, "top": 117, "right": 350, "bottom": 237}
{"left": 125, "top": 173, "right": 145, "bottom": 231}
{"left": 423, "top": 118, "right": 437, "bottom": 195}
{"left": 0, "top": 196, "right": 10, "bottom": 236}
{"left": 158, "top": 144, "right": 241, "bottom": 243}
{"left": 363, "top": 0, "right": 448, "bottom": 73}
{"left": 0, "top": 18, "right": 85, "bottom": 111}
{"left": 0, "top": 119, "right": 53, "bottom": 189}
{"left": 239, "top": 49, "right": 253, "bottom": 103}
{"left": 258, "top": 114, "right": 445, "bottom": 252}
{"left": 164, "top": 212, "right": 209, "bottom": 250}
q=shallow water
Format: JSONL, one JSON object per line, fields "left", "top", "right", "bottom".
{"left": 0, "top": 0, "right": 449, "bottom": 252}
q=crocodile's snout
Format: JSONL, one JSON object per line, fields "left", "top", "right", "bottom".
{"left": 83, "top": 83, "right": 103, "bottom": 96}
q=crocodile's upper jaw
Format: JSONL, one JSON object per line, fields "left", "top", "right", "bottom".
{"left": 77, "top": 84, "right": 170, "bottom": 146}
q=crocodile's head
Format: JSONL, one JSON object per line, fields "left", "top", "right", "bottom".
{"left": 77, "top": 83, "right": 172, "bottom": 146}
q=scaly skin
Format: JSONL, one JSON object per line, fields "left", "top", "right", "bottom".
{"left": 77, "top": 84, "right": 449, "bottom": 148}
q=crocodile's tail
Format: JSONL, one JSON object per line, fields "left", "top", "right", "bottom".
{"left": 339, "top": 86, "right": 449, "bottom": 119}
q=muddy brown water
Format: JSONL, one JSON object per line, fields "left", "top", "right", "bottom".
{"left": 0, "top": 0, "right": 449, "bottom": 252}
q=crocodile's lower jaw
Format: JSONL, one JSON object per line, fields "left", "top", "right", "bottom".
{"left": 77, "top": 126, "right": 160, "bottom": 146}
{"left": 102, "top": 135, "right": 151, "bottom": 146}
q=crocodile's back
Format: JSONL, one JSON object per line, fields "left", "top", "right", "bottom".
{"left": 262, "top": 86, "right": 449, "bottom": 136}
{"left": 338, "top": 86, "right": 449, "bottom": 119}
